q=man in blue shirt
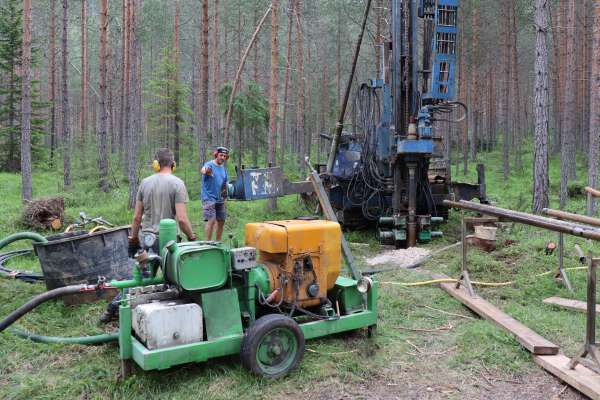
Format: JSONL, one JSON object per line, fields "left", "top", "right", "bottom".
{"left": 201, "top": 146, "right": 229, "bottom": 241}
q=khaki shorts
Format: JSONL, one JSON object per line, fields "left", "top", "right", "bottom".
{"left": 203, "top": 201, "right": 226, "bottom": 221}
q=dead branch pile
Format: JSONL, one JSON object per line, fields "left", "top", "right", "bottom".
{"left": 22, "top": 197, "right": 64, "bottom": 230}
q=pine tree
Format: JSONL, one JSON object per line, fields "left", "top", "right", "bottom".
{"left": 0, "top": 0, "right": 47, "bottom": 172}
{"left": 145, "top": 49, "right": 192, "bottom": 150}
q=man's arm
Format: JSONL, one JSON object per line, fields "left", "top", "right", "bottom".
{"left": 175, "top": 202, "right": 196, "bottom": 240}
{"left": 131, "top": 200, "right": 144, "bottom": 240}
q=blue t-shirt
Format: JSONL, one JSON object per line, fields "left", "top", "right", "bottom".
{"left": 201, "top": 160, "right": 228, "bottom": 203}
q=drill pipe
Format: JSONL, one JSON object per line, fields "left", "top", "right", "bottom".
{"left": 543, "top": 208, "right": 600, "bottom": 228}
{"left": 443, "top": 200, "right": 600, "bottom": 241}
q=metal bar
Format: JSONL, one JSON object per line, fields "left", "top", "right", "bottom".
{"left": 443, "top": 200, "right": 600, "bottom": 241}
{"left": 543, "top": 208, "right": 600, "bottom": 228}
{"left": 326, "top": 0, "right": 372, "bottom": 174}
{"left": 457, "top": 210, "right": 475, "bottom": 296}
{"left": 557, "top": 233, "right": 574, "bottom": 293}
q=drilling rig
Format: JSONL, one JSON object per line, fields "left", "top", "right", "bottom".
{"left": 229, "top": 0, "right": 486, "bottom": 248}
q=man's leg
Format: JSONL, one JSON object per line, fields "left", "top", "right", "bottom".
{"left": 215, "top": 220, "right": 225, "bottom": 241}
{"left": 203, "top": 201, "right": 217, "bottom": 240}
{"left": 204, "top": 220, "right": 215, "bottom": 240}
{"left": 215, "top": 203, "right": 226, "bottom": 241}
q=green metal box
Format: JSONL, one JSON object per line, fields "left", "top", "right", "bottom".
{"left": 331, "top": 276, "right": 364, "bottom": 315}
{"left": 166, "top": 243, "right": 229, "bottom": 291}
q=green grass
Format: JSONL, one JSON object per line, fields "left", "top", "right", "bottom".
{"left": 1, "top": 146, "right": 600, "bottom": 399}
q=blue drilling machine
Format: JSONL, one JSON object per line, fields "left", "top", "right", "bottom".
{"left": 229, "top": 0, "right": 486, "bottom": 248}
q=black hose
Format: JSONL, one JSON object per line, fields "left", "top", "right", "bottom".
{"left": 9, "top": 327, "right": 118, "bottom": 345}
{"left": 0, "top": 249, "right": 44, "bottom": 283}
{"left": 0, "top": 284, "right": 91, "bottom": 332}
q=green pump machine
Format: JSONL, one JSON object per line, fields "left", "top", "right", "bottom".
{"left": 111, "top": 218, "right": 376, "bottom": 378}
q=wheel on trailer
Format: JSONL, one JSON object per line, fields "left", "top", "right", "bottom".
{"left": 241, "top": 314, "right": 305, "bottom": 378}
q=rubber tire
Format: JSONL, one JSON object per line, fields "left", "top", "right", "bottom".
{"left": 241, "top": 314, "right": 305, "bottom": 378}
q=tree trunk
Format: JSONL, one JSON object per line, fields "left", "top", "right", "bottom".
{"left": 588, "top": 0, "right": 600, "bottom": 215}
{"left": 200, "top": 0, "right": 209, "bottom": 159}
{"left": 98, "top": 0, "right": 109, "bottom": 192}
{"left": 210, "top": 0, "right": 220, "bottom": 149}
{"left": 81, "top": 0, "right": 88, "bottom": 147}
{"left": 510, "top": 0, "right": 522, "bottom": 170}
{"left": 127, "top": 0, "right": 139, "bottom": 209}
{"left": 469, "top": 3, "right": 478, "bottom": 161}
{"left": 62, "top": 0, "right": 71, "bottom": 188}
{"left": 533, "top": 0, "right": 550, "bottom": 213}
{"left": 294, "top": 0, "right": 305, "bottom": 166}
{"left": 279, "top": 1, "right": 294, "bottom": 169}
{"left": 550, "top": 6, "right": 560, "bottom": 154}
{"left": 501, "top": 2, "right": 510, "bottom": 179}
{"left": 21, "top": 0, "right": 33, "bottom": 201}
{"left": 49, "top": 0, "right": 57, "bottom": 167}
{"left": 457, "top": 10, "right": 467, "bottom": 175}
{"left": 173, "top": 0, "right": 180, "bottom": 163}
{"left": 119, "top": 0, "right": 130, "bottom": 166}
{"left": 268, "top": 0, "right": 279, "bottom": 210}
{"left": 561, "top": 0, "right": 577, "bottom": 208}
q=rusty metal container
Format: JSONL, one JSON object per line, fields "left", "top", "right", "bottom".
{"left": 33, "top": 226, "right": 134, "bottom": 290}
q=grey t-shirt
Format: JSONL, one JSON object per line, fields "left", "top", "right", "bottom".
{"left": 136, "top": 173, "right": 189, "bottom": 232}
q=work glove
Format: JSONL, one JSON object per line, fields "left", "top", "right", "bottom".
{"left": 204, "top": 166, "right": 213, "bottom": 176}
{"left": 128, "top": 236, "right": 140, "bottom": 258}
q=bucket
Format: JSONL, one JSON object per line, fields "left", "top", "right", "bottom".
{"left": 33, "top": 226, "right": 134, "bottom": 290}
{"left": 474, "top": 225, "right": 497, "bottom": 241}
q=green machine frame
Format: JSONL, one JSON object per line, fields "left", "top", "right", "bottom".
{"left": 118, "top": 279, "right": 377, "bottom": 371}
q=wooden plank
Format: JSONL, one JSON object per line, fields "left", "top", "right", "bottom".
{"left": 435, "top": 276, "right": 558, "bottom": 355}
{"left": 543, "top": 296, "right": 600, "bottom": 314}
{"left": 534, "top": 354, "right": 600, "bottom": 400}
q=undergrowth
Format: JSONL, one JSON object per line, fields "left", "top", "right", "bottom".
{"left": 0, "top": 145, "right": 599, "bottom": 399}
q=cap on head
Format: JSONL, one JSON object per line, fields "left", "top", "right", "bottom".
{"left": 214, "top": 146, "right": 229, "bottom": 159}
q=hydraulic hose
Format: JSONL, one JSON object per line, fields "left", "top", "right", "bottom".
{"left": 0, "top": 284, "right": 94, "bottom": 332}
{"left": 0, "top": 249, "right": 44, "bottom": 283}
{"left": 9, "top": 327, "right": 118, "bottom": 345}
{"left": 0, "top": 232, "right": 47, "bottom": 251}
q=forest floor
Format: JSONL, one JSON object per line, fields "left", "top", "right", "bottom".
{"left": 0, "top": 148, "right": 598, "bottom": 399}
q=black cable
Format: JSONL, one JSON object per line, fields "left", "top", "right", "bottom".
{"left": 0, "top": 249, "right": 44, "bottom": 283}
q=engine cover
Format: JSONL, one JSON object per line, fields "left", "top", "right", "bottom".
{"left": 245, "top": 220, "right": 341, "bottom": 308}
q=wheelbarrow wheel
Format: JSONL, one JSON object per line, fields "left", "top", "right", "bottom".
{"left": 241, "top": 314, "right": 304, "bottom": 378}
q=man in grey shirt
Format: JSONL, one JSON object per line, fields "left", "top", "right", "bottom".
{"left": 100, "top": 148, "right": 195, "bottom": 323}
{"left": 130, "top": 148, "right": 196, "bottom": 244}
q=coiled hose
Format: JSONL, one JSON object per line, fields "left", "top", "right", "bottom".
{"left": 0, "top": 284, "right": 93, "bottom": 332}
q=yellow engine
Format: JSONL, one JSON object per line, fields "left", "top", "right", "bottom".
{"left": 245, "top": 220, "right": 341, "bottom": 308}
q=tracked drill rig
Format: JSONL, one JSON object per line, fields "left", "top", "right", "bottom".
{"left": 229, "top": 0, "right": 486, "bottom": 248}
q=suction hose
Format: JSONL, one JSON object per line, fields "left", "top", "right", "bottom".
{"left": 0, "top": 284, "right": 95, "bottom": 332}
{"left": 9, "top": 328, "right": 118, "bottom": 344}
{"left": 0, "top": 232, "right": 47, "bottom": 250}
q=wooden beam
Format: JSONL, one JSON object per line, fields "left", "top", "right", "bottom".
{"left": 435, "top": 275, "right": 558, "bottom": 355}
{"left": 586, "top": 186, "right": 600, "bottom": 198}
{"left": 534, "top": 354, "right": 600, "bottom": 400}
{"left": 543, "top": 296, "right": 600, "bottom": 314}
